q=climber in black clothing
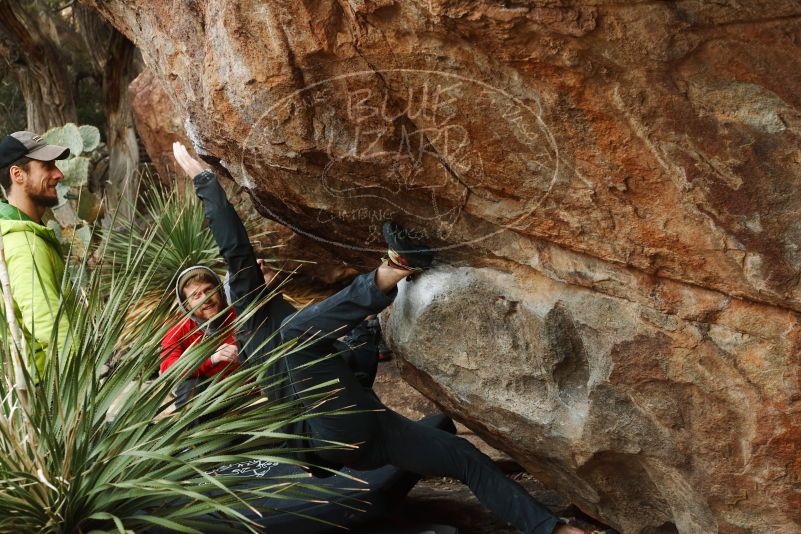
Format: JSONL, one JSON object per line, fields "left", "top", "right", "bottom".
{"left": 172, "top": 142, "right": 588, "bottom": 534}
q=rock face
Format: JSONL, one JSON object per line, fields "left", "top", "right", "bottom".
{"left": 386, "top": 261, "right": 801, "bottom": 533}
{"left": 86, "top": 0, "right": 801, "bottom": 531}
{"left": 129, "top": 69, "right": 189, "bottom": 181}
{"left": 129, "top": 68, "right": 360, "bottom": 286}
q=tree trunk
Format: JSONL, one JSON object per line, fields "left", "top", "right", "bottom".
{"left": 0, "top": 0, "right": 76, "bottom": 132}
{"left": 75, "top": 4, "right": 139, "bottom": 224}
{"left": 102, "top": 32, "right": 139, "bottom": 223}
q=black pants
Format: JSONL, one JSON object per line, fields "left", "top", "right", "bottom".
{"left": 339, "top": 320, "right": 381, "bottom": 388}
{"left": 173, "top": 335, "right": 379, "bottom": 411}
{"left": 280, "top": 271, "right": 561, "bottom": 534}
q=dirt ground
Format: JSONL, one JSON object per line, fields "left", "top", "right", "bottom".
{"left": 355, "top": 471, "right": 608, "bottom": 534}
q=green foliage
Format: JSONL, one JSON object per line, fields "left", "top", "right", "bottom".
{"left": 75, "top": 75, "right": 106, "bottom": 129}
{"left": 43, "top": 123, "right": 104, "bottom": 251}
{"left": 0, "top": 190, "right": 334, "bottom": 532}
{"left": 100, "top": 179, "right": 272, "bottom": 322}
{"left": 102, "top": 180, "right": 226, "bottom": 318}
{"left": 54, "top": 182, "right": 71, "bottom": 208}
{"left": 76, "top": 188, "right": 102, "bottom": 221}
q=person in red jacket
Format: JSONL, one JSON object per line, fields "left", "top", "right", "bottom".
{"left": 160, "top": 265, "right": 239, "bottom": 384}
{"left": 160, "top": 265, "right": 239, "bottom": 408}
{"left": 162, "top": 262, "right": 386, "bottom": 409}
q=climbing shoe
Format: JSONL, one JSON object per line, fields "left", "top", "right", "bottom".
{"left": 382, "top": 222, "right": 433, "bottom": 273}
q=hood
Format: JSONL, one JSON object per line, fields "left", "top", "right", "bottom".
{"left": 0, "top": 200, "right": 62, "bottom": 251}
{"left": 174, "top": 265, "right": 231, "bottom": 333}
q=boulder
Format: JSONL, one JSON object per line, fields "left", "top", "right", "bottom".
{"left": 129, "top": 69, "right": 189, "bottom": 181}
{"left": 85, "top": 0, "right": 801, "bottom": 530}
{"left": 386, "top": 258, "right": 801, "bottom": 533}
{"left": 374, "top": 359, "right": 512, "bottom": 463}
{"left": 129, "top": 67, "right": 360, "bottom": 286}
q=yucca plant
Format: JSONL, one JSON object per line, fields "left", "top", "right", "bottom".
{"left": 100, "top": 179, "right": 226, "bottom": 316}
{"left": 0, "top": 191, "right": 350, "bottom": 532}
{"left": 101, "top": 178, "right": 313, "bottom": 321}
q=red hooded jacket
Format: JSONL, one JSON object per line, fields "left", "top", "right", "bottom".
{"left": 160, "top": 310, "right": 239, "bottom": 378}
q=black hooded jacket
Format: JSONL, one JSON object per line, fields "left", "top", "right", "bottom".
{"left": 191, "top": 171, "right": 315, "bottom": 433}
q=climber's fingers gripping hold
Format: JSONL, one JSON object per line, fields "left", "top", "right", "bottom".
{"left": 172, "top": 141, "right": 208, "bottom": 178}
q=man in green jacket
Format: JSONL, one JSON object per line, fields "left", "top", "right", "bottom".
{"left": 0, "top": 131, "right": 71, "bottom": 379}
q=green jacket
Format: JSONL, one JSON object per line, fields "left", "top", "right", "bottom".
{"left": 0, "top": 200, "right": 70, "bottom": 379}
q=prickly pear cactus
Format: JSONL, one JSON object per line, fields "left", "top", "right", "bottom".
{"left": 43, "top": 123, "right": 104, "bottom": 255}
{"left": 78, "top": 125, "right": 101, "bottom": 153}
{"left": 43, "top": 123, "right": 84, "bottom": 155}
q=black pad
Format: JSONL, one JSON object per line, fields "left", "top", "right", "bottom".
{"left": 197, "top": 413, "right": 456, "bottom": 532}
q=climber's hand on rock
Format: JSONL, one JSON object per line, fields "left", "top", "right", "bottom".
{"left": 173, "top": 141, "right": 208, "bottom": 177}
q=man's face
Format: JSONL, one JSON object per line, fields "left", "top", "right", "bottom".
{"left": 183, "top": 279, "right": 224, "bottom": 322}
{"left": 13, "top": 159, "right": 64, "bottom": 208}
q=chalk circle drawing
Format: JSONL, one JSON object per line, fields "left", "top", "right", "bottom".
{"left": 206, "top": 459, "right": 280, "bottom": 478}
{"left": 239, "top": 69, "right": 560, "bottom": 252}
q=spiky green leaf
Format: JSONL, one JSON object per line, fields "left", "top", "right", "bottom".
{"left": 0, "top": 180, "right": 330, "bottom": 532}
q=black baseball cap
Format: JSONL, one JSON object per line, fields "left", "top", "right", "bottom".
{"left": 0, "top": 131, "right": 70, "bottom": 168}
